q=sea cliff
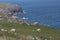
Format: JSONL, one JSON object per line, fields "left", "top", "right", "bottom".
{"left": 0, "top": 3, "right": 25, "bottom": 23}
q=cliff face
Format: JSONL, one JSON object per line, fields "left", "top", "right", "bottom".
{"left": 0, "top": 3, "right": 23, "bottom": 14}
{"left": 0, "top": 3, "right": 23, "bottom": 23}
{"left": 0, "top": 3, "right": 30, "bottom": 25}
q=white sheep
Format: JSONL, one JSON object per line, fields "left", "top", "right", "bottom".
{"left": 33, "top": 37, "right": 38, "bottom": 40}
{"left": 36, "top": 28, "right": 41, "bottom": 32}
{"left": 1, "top": 29, "right": 7, "bottom": 32}
{"left": 10, "top": 29, "right": 16, "bottom": 32}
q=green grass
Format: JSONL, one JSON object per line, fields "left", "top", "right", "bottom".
{"left": 0, "top": 22, "right": 60, "bottom": 40}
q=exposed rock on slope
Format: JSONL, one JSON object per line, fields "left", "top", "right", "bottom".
{"left": 0, "top": 3, "right": 23, "bottom": 22}
{"left": 0, "top": 3, "right": 23, "bottom": 15}
{"left": 0, "top": 3, "right": 30, "bottom": 25}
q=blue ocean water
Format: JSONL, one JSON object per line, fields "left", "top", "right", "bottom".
{"left": 0, "top": 0, "right": 60, "bottom": 28}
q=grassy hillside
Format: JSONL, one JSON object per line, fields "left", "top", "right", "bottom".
{"left": 0, "top": 22, "right": 60, "bottom": 40}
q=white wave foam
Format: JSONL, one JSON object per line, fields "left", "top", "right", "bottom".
{"left": 23, "top": 10, "right": 26, "bottom": 14}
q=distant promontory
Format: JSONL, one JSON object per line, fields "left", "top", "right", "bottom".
{"left": 0, "top": 3, "right": 24, "bottom": 23}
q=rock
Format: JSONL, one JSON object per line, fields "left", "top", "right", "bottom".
{"left": 8, "top": 4, "right": 23, "bottom": 13}
{"left": 0, "top": 3, "right": 30, "bottom": 24}
{"left": 0, "top": 3, "right": 23, "bottom": 14}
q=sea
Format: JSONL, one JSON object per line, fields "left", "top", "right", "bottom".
{"left": 0, "top": 0, "right": 60, "bottom": 28}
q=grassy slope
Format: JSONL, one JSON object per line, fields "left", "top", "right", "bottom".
{"left": 0, "top": 22, "right": 60, "bottom": 40}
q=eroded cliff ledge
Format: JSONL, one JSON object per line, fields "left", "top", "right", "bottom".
{"left": 0, "top": 3, "right": 24, "bottom": 23}
{"left": 0, "top": 3, "right": 31, "bottom": 25}
{"left": 0, "top": 3, "right": 23, "bottom": 15}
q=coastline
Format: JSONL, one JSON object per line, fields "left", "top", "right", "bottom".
{"left": 0, "top": 2, "right": 60, "bottom": 29}
{"left": 0, "top": 2, "right": 60, "bottom": 40}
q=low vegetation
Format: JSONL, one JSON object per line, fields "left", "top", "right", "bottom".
{"left": 0, "top": 22, "right": 60, "bottom": 40}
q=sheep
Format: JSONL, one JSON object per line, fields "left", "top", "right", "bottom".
{"left": 36, "top": 28, "right": 41, "bottom": 32}
{"left": 1, "top": 29, "right": 7, "bottom": 32}
{"left": 10, "top": 29, "right": 16, "bottom": 32}
{"left": 33, "top": 37, "right": 39, "bottom": 40}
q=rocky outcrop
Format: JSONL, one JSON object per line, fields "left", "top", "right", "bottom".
{"left": 0, "top": 3, "right": 23, "bottom": 22}
{"left": 0, "top": 3, "right": 31, "bottom": 25}
{"left": 0, "top": 3, "right": 23, "bottom": 15}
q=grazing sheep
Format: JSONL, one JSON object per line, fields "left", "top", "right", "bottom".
{"left": 1, "top": 29, "right": 7, "bottom": 32}
{"left": 36, "top": 28, "right": 41, "bottom": 32}
{"left": 10, "top": 29, "right": 16, "bottom": 32}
